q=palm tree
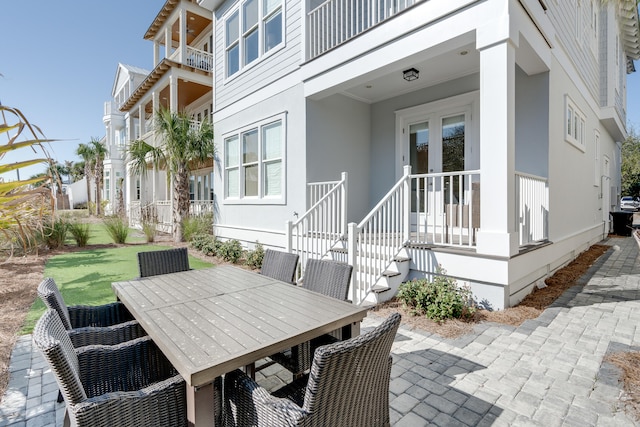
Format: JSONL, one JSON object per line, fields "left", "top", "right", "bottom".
{"left": 89, "top": 137, "right": 108, "bottom": 216}
{"left": 76, "top": 143, "right": 95, "bottom": 214}
{"left": 0, "top": 105, "right": 56, "bottom": 252}
{"left": 127, "top": 107, "right": 214, "bottom": 242}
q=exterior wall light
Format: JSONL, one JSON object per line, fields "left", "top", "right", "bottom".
{"left": 403, "top": 68, "right": 419, "bottom": 81}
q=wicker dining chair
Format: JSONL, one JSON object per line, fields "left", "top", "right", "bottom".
{"left": 268, "top": 259, "right": 353, "bottom": 376}
{"left": 224, "top": 312, "right": 401, "bottom": 427}
{"left": 137, "top": 247, "right": 191, "bottom": 278}
{"left": 33, "top": 309, "right": 189, "bottom": 427}
{"left": 259, "top": 249, "right": 299, "bottom": 285}
{"left": 37, "top": 278, "right": 144, "bottom": 348}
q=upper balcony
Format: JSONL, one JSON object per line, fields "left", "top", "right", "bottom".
{"left": 307, "top": 0, "right": 424, "bottom": 60}
{"left": 145, "top": 0, "right": 214, "bottom": 70}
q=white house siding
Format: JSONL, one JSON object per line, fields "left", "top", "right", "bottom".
{"left": 213, "top": 84, "right": 307, "bottom": 248}
{"left": 546, "top": 0, "right": 601, "bottom": 109}
{"left": 214, "top": 0, "right": 302, "bottom": 112}
{"left": 306, "top": 94, "right": 371, "bottom": 222}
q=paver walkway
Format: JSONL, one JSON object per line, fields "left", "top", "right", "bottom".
{"left": 2, "top": 236, "right": 640, "bottom": 426}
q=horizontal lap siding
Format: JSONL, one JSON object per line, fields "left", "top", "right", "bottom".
{"left": 215, "top": 0, "right": 302, "bottom": 111}
{"left": 547, "top": 1, "right": 600, "bottom": 105}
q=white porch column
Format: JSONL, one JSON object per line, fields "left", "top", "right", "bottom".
{"left": 138, "top": 105, "right": 145, "bottom": 138}
{"left": 179, "top": 9, "right": 187, "bottom": 64}
{"left": 165, "top": 27, "right": 171, "bottom": 59}
{"left": 169, "top": 75, "right": 178, "bottom": 112}
{"left": 475, "top": 37, "right": 520, "bottom": 257}
{"left": 153, "top": 40, "right": 160, "bottom": 66}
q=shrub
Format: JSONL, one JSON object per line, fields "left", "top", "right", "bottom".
{"left": 40, "top": 218, "right": 68, "bottom": 249}
{"left": 182, "top": 213, "right": 213, "bottom": 242}
{"left": 191, "top": 234, "right": 219, "bottom": 256}
{"left": 245, "top": 242, "right": 265, "bottom": 269}
{"left": 218, "top": 239, "right": 243, "bottom": 263}
{"left": 67, "top": 221, "right": 90, "bottom": 247}
{"left": 103, "top": 216, "right": 129, "bottom": 244}
{"left": 397, "top": 268, "right": 476, "bottom": 322}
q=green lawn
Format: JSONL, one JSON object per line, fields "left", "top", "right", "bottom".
{"left": 23, "top": 244, "right": 214, "bottom": 334}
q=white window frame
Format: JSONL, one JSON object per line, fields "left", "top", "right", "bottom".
{"left": 223, "top": 0, "right": 284, "bottom": 80}
{"left": 223, "top": 113, "right": 286, "bottom": 204}
{"left": 565, "top": 95, "right": 586, "bottom": 152}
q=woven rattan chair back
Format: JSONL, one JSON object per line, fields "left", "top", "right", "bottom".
{"left": 137, "top": 247, "right": 190, "bottom": 278}
{"left": 33, "top": 309, "right": 87, "bottom": 405}
{"left": 260, "top": 249, "right": 299, "bottom": 284}
{"left": 302, "top": 312, "right": 401, "bottom": 425}
{"left": 301, "top": 259, "right": 353, "bottom": 301}
{"left": 37, "top": 278, "right": 73, "bottom": 330}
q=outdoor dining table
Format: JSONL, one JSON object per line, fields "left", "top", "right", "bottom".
{"left": 111, "top": 264, "right": 370, "bottom": 427}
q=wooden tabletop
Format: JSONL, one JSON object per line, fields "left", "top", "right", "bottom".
{"left": 112, "top": 265, "right": 369, "bottom": 387}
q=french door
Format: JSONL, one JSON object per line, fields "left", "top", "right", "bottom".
{"left": 396, "top": 93, "right": 478, "bottom": 241}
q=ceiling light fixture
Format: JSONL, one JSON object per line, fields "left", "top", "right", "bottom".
{"left": 403, "top": 68, "right": 419, "bottom": 82}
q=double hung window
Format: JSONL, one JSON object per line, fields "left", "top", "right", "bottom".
{"left": 224, "top": 117, "right": 284, "bottom": 201}
{"left": 225, "top": 0, "right": 283, "bottom": 78}
{"left": 565, "top": 95, "right": 586, "bottom": 152}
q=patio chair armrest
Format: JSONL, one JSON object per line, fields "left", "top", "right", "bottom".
{"left": 68, "top": 320, "right": 146, "bottom": 347}
{"left": 78, "top": 336, "right": 177, "bottom": 396}
{"left": 69, "top": 374, "right": 187, "bottom": 427}
{"left": 68, "top": 301, "right": 133, "bottom": 328}
{"left": 224, "top": 369, "right": 308, "bottom": 427}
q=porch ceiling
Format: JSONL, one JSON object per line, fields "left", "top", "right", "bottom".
{"left": 340, "top": 43, "right": 479, "bottom": 104}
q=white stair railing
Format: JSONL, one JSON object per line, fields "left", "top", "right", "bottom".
{"left": 287, "top": 173, "right": 348, "bottom": 275}
{"left": 349, "top": 166, "right": 411, "bottom": 304}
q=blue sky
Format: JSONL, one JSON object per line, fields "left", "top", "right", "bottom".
{"left": 1, "top": 2, "right": 639, "bottom": 181}
{"left": 1, "top": 0, "right": 165, "bottom": 180}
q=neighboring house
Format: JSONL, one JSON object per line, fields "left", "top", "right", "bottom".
{"left": 103, "top": 64, "right": 150, "bottom": 216}
{"left": 198, "top": 0, "right": 639, "bottom": 310}
{"left": 113, "top": 0, "right": 215, "bottom": 232}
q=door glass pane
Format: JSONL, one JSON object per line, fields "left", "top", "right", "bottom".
{"left": 442, "top": 114, "right": 465, "bottom": 204}
{"left": 409, "top": 122, "right": 429, "bottom": 174}
{"left": 442, "top": 114, "right": 464, "bottom": 172}
{"left": 409, "top": 122, "right": 429, "bottom": 212}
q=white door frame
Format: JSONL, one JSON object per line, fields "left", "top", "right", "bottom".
{"left": 394, "top": 91, "right": 480, "bottom": 179}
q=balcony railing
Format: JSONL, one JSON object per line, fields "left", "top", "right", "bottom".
{"left": 307, "top": 0, "right": 422, "bottom": 58}
{"left": 170, "top": 47, "right": 214, "bottom": 72}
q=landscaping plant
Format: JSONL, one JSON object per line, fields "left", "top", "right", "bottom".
{"left": 183, "top": 212, "right": 213, "bottom": 241}
{"left": 397, "top": 268, "right": 476, "bottom": 322}
{"left": 218, "top": 239, "right": 243, "bottom": 263}
{"left": 0, "top": 105, "right": 57, "bottom": 254}
{"left": 245, "top": 242, "right": 265, "bottom": 269}
{"left": 103, "top": 216, "right": 129, "bottom": 244}
{"left": 67, "top": 221, "right": 90, "bottom": 247}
